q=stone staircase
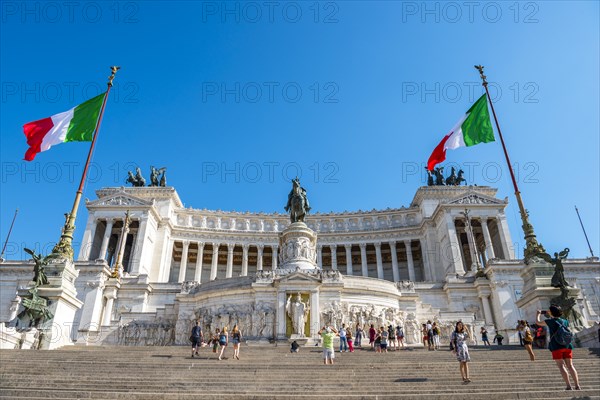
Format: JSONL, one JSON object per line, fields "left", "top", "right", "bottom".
{"left": 1, "top": 344, "right": 599, "bottom": 399}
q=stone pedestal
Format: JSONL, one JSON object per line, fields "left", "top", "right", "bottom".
{"left": 35, "top": 259, "right": 83, "bottom": 350}
{"left": 75, "top": 265, "right": 112, "bottom": 345}
{"left": 278, "top": 222, "right": 318, "bottom": 271}
{"left": 516, "top": 259, "right": 581, "bottom": 324}
{"left": 0, "top": 325, "right": 21, "bottom": 349}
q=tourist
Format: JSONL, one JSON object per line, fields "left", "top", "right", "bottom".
{"left": 355, "top": 324, "right": 363, "bottom": 348}
{"left": 522, "top": 321, "right": 535, "bottom": 361}
{"left": 231, "top": 324, "right": 242, "bottom": 360}
{"left": 218, "top": 326, "right": 228, "bottom": 361}
{"left": 432, "top": 322, "right": 440, "bottom": 350}
{"left": 190, "top": 321, "right": 203, "bottom": 358}
{"left": 388, "top": 325, "right": 397, "bottom": 351}
{"left": 380, "top": 326, "right": 389, "bottom": 353}
{"left": 374, "top": 327, "right": 382, "bottom": 353}
{"left": 480, "top": 327, "right": 490, "bottom": 346}
{"left": 212, "top": 328, "right": 221, "bottom": 355}
{"left": 450, "top": 321, "right": 471, "bottom": 383}
{"left": 516, "top": 320, "right": 525, "bottom": 346}
{"left": 493, "top": 330, "right": 504, "bottom": 346}
{"left": 426, "top": 320, "right": 434, "bottom": 350}
{"left": 536, "top": 306, "right": 580, "bottom": 390}
{"left": 319, "top": 326, "right": 338, "bottom": 365}
{"left": 369, "top": 324, "right": 376, "bottom": 350}
{"left": 339, "top": 323, "right": 348, "bottom": 352}
{"left": 396, "top": 325, "right": 405, "bottom": 349}
{"left": 290, "top": 340, "right": 300, "bottom": 353}
{"left": 346, "top": 327, "right": 354, "bottom": 352}
{"left": 534, "top": 325, "right": 547, "bottom": 349}
{"left": 422, "top": 324, "right": 428, "bottom": 349}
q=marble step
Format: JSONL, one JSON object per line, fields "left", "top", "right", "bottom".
{"left": 1, "top": 346, "right": 598, "bottom": 400}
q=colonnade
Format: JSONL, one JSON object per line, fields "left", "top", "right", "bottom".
{"left": 165, "top": 239, "right": 428, "bottom": 284}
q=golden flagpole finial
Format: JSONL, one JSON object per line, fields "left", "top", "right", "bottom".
{"left": 474, "top": 65, "right": 487, "bottom": 85}
{"left": 108, "top": 66, "right": 121, "bottom": 87}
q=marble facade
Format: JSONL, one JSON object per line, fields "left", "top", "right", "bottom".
{"left": 1, "top": 185, "right": 598, "bottom": 347}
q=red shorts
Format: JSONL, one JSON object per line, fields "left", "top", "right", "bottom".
{"left": 551, "top": 348, "right": 573, "bottom": 360}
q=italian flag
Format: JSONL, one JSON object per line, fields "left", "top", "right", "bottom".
{"left": 426, "top": 94, "right": 495, "bottom": 171}
{"left": 23, "top": 93, "right": 106, "bottom": 161}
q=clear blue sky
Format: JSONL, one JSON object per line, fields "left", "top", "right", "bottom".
{"left": 1, "top": 1, "right": 598, "bottom": 260}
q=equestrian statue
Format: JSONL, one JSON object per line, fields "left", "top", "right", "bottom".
{"left": 284, "top": 177, "right": 311, "bottom": 223}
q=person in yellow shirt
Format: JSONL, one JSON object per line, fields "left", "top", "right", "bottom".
{"left": 318, "top": 326, "right": 338, "bottom": 365}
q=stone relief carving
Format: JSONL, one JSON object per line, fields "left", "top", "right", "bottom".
{"left": 321, "top": 270, "right": 343, "bottom": 283}
{"left": 117, "top": 317, "right": 177, "bottom": 346}
{"left": 449, "top": 194, "right": 499, "bottom": 205}
{"left": 397, "top": 280, "right": 415, "bottom": 292}
{"left": 191, "top": 303, "right": 276, "bottom": 341}
{"left": 181, "top": 281, "right": 201, "bottom": 294}
{"left": 254, "top": 269, "right": 342, "bottom": 284}
{"left": 319, "top": 303, "right": 415, "bottom": 342}
{"left": 98, "top": 196, "right": 146, "bottom": 206}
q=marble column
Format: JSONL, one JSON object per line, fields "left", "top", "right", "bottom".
{"left": 101, "top": 288, "right": 117, "bottom": 326}
{"left": 375, "top": 242, "right": 383, "bottom": 279}
{"left": 241, "top": 244, "right": 249, "bottom": 276}
{"left": 98, "top": 219, "right": 114, "bottom": 261}
{"left": 257, "top": 244, "right": 264, "bottom": 271}
{"left": 276, "top": 290, "right": 287, "bottom": 340}
{"left": 456, "top": 226, "right": 469, "bottom": 270}
{"left": 420, "top": 238, "right": 432, "bottom": 281}
{"left": 210, "top": 243, "right": 220, "bottom": 280}
{"left": 404, "top": 240, "right": 416, "bottom": 282}
{"left": 390, "top": 241, "right": 399, "bottom": 282}
{"left": 309, "top": 290, "right": 320, "bottom": 336}
{"left": 330, "top": 245, "right": 338, "bottom": 270}
{"left": 359, "top": 243, "right": 368, "bottom": 277}
{"left": 481, "top": 295, "right": 494, "bottom": 325}
{"left": 178, "top": 241, "right": 190, "bottom": 283}
{"left": 160, "top": 239, "right": 175, "bottom": 282}
{"left": 271, "top": 245, "right": 278, "bottom": 270}
{"left": 446, "top": 213, "right": 465, "bottom": 275}
{"left": 496, "top": 214, "right": 513, "bottom": 259}
{"left": 194, "top": 242, "right": 204, "bottom": 282}
{"left": 463, "top": 217, "right": 478, "bottom": 271}
{"left": 317, "top": 245, "right": 323, "bottom": 269}
{"left": 101, "top": 297, "right": 114, "bottom": 326}
{"left": 480, "top": 217, "right": 495, "bottom": 260}
{"left": 130, "top": 217, "right": 148, "bottom": 275}
{"left": 82, "top": 217, "right": 99, "bottom": 260}
{"left": 344, "top": 244, "right": 353, "bottom": 276}
{"left": 226, "top": 243, "right": 234, "bottom": 278}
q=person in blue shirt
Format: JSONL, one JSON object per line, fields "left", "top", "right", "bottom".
{"left": 190, "top": 321, "right": 203, "bottom": 358}
{"left": 536, "top": 305, "right": 581, "bottom": 390}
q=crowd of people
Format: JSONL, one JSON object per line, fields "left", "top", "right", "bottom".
{"left": 189, "top": 304, "right": 582, "bottom": 390}
{"left": 190, "top": 322, "right": 244, "bottom": 361}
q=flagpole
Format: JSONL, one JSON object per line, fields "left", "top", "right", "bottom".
{"left": 574, "top": 206, "right": 595, "bottom": 258}
{"left": 50, "top": 66, "right": 120, "bottom": 261}
{"left": 474, "top": 65, "right": 545, "bottom": 262}
{"left": 0, "top": 209, "right": 19, "bottom": 260}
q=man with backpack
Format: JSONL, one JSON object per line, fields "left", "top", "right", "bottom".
{"left": 536, "top": 305, "right": 581, "bottom": 391}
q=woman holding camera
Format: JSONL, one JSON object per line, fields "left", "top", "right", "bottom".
{"left": 450, "top": 321, "right": 471, "bottom": 383}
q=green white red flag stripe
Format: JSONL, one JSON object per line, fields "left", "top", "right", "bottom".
{"left": 427, "top": 94, "right": 495, "bottom": 171}
{"left": 23, "top": 93, "right": 106, "bottom": 161}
